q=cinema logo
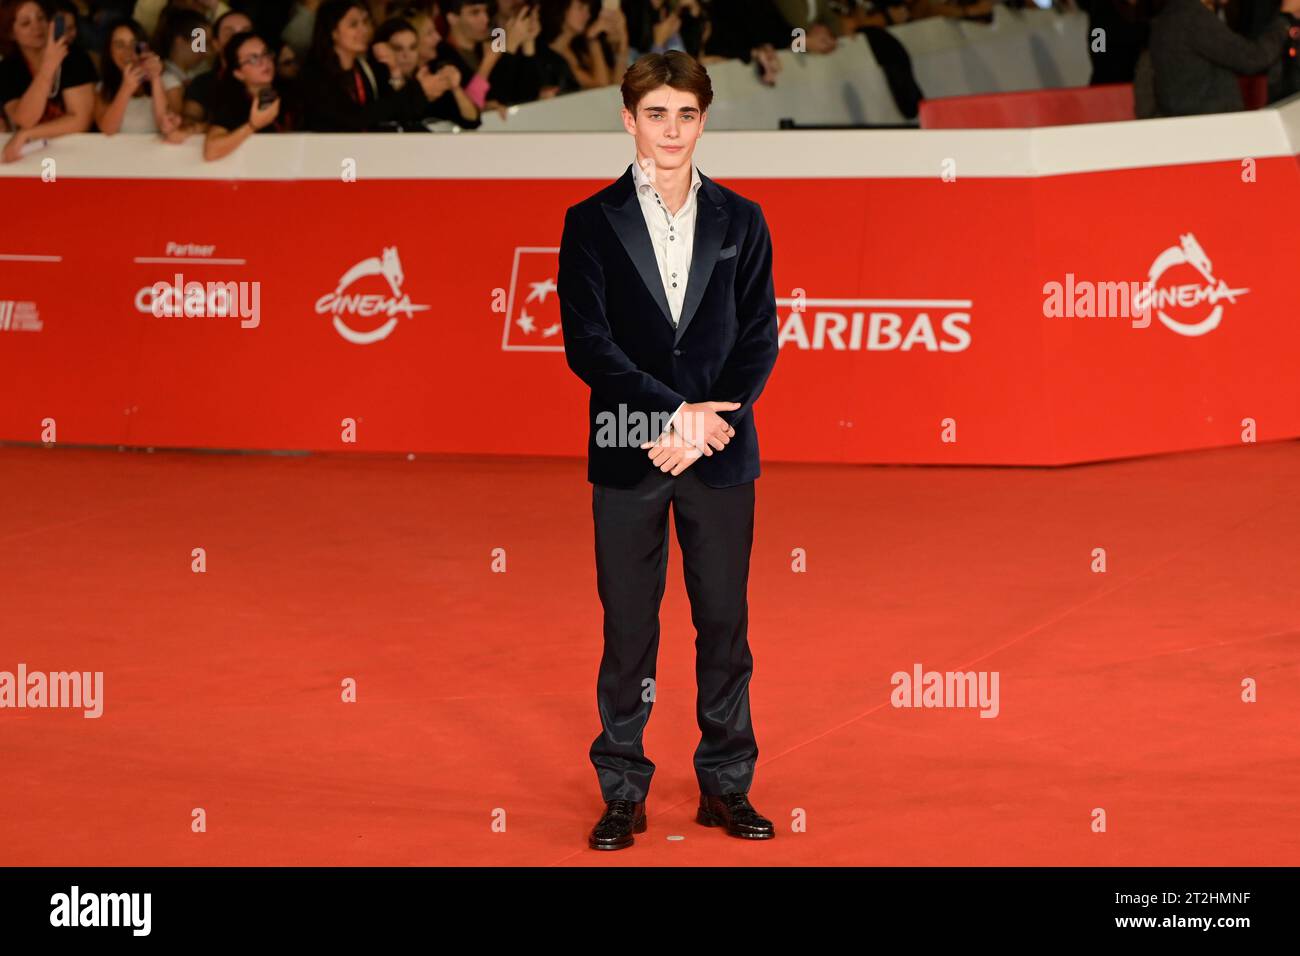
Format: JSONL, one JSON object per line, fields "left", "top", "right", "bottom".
{"left": 890, "top": 663, "right": 999, "bottom": 718}
{"left": 0, "top": 663, "right": 103, "bottom": 718}
{"left": 1042, "top": 233, "right": 1247, "bottom": 336}
{"left": 315, "top": 246, "right": 430, "bottom": 345}
{"left": 50, "top": 886, "right": 150, "bottom": 936}
{"left": 775, "top": 296, "right": 971, "bottom": 351}
{"left": 138, "top": 274, "right": 261, "bottom": 328}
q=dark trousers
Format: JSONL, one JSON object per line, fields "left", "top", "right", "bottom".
{"left": 589, "top": 465, "right": 758, "bottom": 802}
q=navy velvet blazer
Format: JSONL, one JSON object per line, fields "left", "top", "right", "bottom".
{"left": 558, "top": 163, "right": 779, "bottom": 489}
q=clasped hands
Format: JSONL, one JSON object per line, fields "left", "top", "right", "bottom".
{"left": 640, "top": 401, "right": 739, "bottom": 476}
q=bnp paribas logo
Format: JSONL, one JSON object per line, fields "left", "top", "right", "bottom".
{"left": 314, "top": 246, "right": 430, "bottom": 345}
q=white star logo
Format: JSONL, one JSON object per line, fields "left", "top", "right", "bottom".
{"left": 526, "top": 278, "right": 557, "bottom": 304}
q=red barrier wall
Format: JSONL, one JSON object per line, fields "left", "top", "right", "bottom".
{"left": 3, "top": 157, "right": 1298, "bottom": 465}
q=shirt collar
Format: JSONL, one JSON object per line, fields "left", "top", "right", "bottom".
{"left": 632, "top": 155, "right": 702, "bottom": 198}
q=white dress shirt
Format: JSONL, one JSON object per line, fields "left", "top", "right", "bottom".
{"left": 631, "top": 156, "right": 703, "bottom": 437}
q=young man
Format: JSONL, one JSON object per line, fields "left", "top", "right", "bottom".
{"left": 557, "top": 50, "right": 780, "bottom": 851}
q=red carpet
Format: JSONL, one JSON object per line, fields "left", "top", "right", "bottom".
{"left": 2, "top": 442, "right": 1298, "bottom": 866}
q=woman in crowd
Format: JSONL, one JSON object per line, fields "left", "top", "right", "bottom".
{"left": 276, "top": 39, "right": 301, "bottom": 80}
{"left": 370, "top": 14, "right": 419, "bottom": 89}
{"left": 0, "top": 0, "right": 96, "bottom": 162}
{"left": 400, "top": 4, "right": 439, "bottom": 63}
{"left": 93, "top": 17, "right": 186, "bottom": 138}
{"left": 624, "top": 0, "right": 708, "bottom": 60}
{"left": 529, "top": 1, "right": 579, "bottom": 97}
{"left": 296, "top": 0, "right": 446, "bottom": 131}
{"left": 539, "top": 0, "right": 628, "bottom": 92}
{"left": 371, "top": 15, "right": 479, "bottom": 127}
{"left": 203, "top": 30, "right": 298, "bottom": 160}
{"left": 182, "top": 8, "right": 253, "bottom": 126}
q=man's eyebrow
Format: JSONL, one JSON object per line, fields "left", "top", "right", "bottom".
{"left": 644, "top": 105, "right": 699, "bottom": 113}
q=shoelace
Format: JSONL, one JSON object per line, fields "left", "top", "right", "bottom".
{"left": 717, "top": 793, "right": 760, "bottom": 819}
{"left": 604, "top": 799, "right": 638, "bottom": 819}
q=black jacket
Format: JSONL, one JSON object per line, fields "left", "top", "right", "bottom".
{"left": 298, "top": 56, "right": 429, "bottom": 131}
{"left": 704, "top": 0, "right": 792, "bottom": 61}
{"left": 434, "top": 39, "right": 543, "bottom": 106}
{"left": 1149, "top": 0, "right": 1290, "bottom": 115}
{"left": 558, "top": 164, "right": 779, "bottom": 489}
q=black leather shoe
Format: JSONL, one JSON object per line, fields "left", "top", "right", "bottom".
{"left": 696, "top": 792, "right": 775, "bottom": 839}
{"left": 588, "top": 798, "right": 647, "bottom": 850}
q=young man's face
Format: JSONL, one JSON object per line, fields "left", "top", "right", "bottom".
{"left": 622, "top": 84, "right": 705, "bottom": 178}
{"left": 449, "top": 3, "right": 491, "bottom": 43}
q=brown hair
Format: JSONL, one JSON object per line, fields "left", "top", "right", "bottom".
{"left": 0, "top": 0, "right": 44, "bottom": 58}
{"left": 621, "top": 50, "right": 712, "bottom": 116}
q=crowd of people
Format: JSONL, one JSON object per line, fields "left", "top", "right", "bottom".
{"left": 0, "top": 0, "right": 1014, "bottom": 161}
{"left": 7, "top": 0, "right": 1292, "bottom": 162}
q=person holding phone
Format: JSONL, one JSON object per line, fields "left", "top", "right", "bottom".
{"left": 92, "top": 18, "right": 185, "bottom": 137}
{"left": 203, "top": 31, "right": 298, "bottom": 159}
{"left": 1, "top": 0, "right": 97, "bottom": 161}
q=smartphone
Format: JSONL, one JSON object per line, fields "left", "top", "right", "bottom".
{"left": 52, "top": 15, "right": 65, "bottom": 41}
{"left": 256, "top": 88, "right": 279, "bottom": 108}
{"left": 135, "top": 40, "right": 148, "bottom": 57}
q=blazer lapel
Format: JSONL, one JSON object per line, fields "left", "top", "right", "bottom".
{"left": 599, "top": 165, "right": 731, "bottom": 344}
{"left": 602, "top": 166, "right": 674, "bottom": 332}
{"left": 674, "top": 173, "right": 728, "bottom": 346}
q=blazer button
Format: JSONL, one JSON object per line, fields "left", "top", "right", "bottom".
{"left": 673, "top": 348, "right": 682, "bottom": 356}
